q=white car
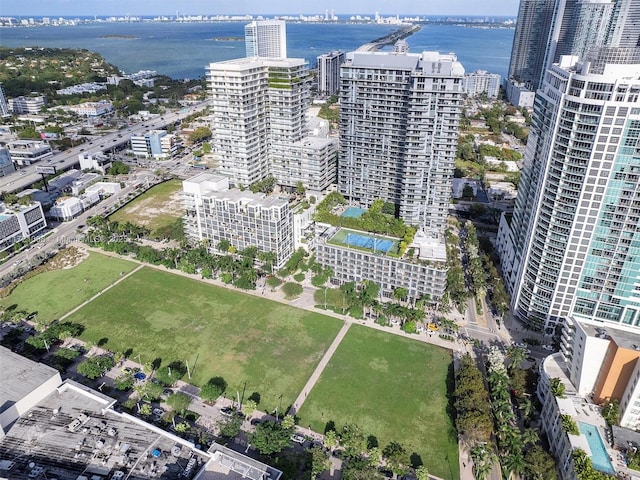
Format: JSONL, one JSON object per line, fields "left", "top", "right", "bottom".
{"left": 291, "top": 434, "right": 305, "bottom": 445}
{"left": 542, "top": 345, "right": 554, "bottom": 351}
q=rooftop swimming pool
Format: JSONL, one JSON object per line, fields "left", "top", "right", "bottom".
{"left": 341, "top": 206, "right": 366, "bottom": 218}
{"left": 578, "top": 422, "right": 615, "bottom": 475}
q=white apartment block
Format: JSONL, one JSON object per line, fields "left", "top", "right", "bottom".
{"left": 183, "top": 173, "right": 294, "bottom": 269}
{"left": 7, "top": 140, "right": 53, "bottom": 166}
{"left": 65, "top": 100, "right": 113, "bottom": 117}
{"left": 463, "top": 70, "right": 501, "bottom": 98}
{"left": 338, "top": 49, "right": 465, "bottom": 231}
{"left": 245, "top": 20, "right": 287, "bottom": 58}
{"left": 206, "top": 56, "right": 337, "bottom": 191}
{"left": 8, "top": 95, "right": 45, "bottom": 114}
{"left": 0, "top": 201, "right": 46, "bottom": 252}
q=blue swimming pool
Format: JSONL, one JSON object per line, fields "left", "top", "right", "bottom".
{"left": 578, "top": 422, "right": 615, "bottom": 475}
{"left": 342, "top": 206, "right": 366, "bottom": 218}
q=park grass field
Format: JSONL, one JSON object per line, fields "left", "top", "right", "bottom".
{"left": 0, "top": 252, "right": 137, "bottom": 325}
{"left": 297, "top": 325, "right": 459, "bottom": 480}
{"left": 65, "top": 267, "right": 343, "bottom": 412}
{"left": 108, "top": 179, "right": 183, "bottom": 235}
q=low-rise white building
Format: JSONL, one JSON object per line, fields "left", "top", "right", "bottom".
{"left": 488, "top": 181, "right": 517, "bottom": 201}
{"left": 78, "top": 151, "right": 112, "bottom": 174}
{"left": 8, "top": 95, "right": 46, "bottom": 114}
{"left": 6, "top": 140, "right": 53, "bottom": 166}
{"left": 65, "top": 100, "right": 113, "bottom": 117}
{"left": 0, "top": 201, "right": 47, "bottom": 252}
{"left": 183, "top": 173, "right": 294, "bottom": 268}
{"left": 49, "top": 197, "right": 83, "bottom": 221}
{"left": 70, "top": 172, "right": 101, "bottom": 195}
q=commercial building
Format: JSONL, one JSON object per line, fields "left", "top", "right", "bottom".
{"left": 244, "top": 19, "right": 287, "bottom": 58}
{"left": 317, "top": 50, "right": 345, "bottom": 96}
{"left": 463, "top": 70, "right": 501, "bottom": 98}
{"left": 0, "top": 346, "right": 282, "bottom": 480}
{"left": 205, "top": 56, "right": 337, "bottom": 190}
{"left": 130, "top": 129, "right": 178, "bottom": 158}
{"left": 65, "top": 100, "right": 113, "bottom": 117}
{"left": 0, "top": 201, "right": 46, "bottom": 252}
{"left": 6, "top": 140, "right": 53, "bottom": 166}
{"left": 338, "top": 49, "right": 465, "bottom": 231}
{"left": 183, "top": 173, "right": 294, "bottom": 268}
{"left": 8, "top": 95, "right": 46, "bottom": 114}
{"left": 78, "top": 151, "right": 112, "bottom": 174}
{"left": 498, "top": 55, "right": 640, "bottom": 331}
{"left": 505, "top": 80, "right": 536, "bottom": 107}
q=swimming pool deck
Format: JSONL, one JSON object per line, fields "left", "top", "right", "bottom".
{"left": 569, "top": 399, "right": 628, "bottom": 474}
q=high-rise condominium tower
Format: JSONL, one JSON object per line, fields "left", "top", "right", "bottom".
{"left": 205, "top": 57, "right": 337, "bottom": 191}
{"left": 500, "top": 55, "right": 640, "bottom": 331}
{"left": 316, "top": 50, "right": 345, "bottom": 97}
{"left": 499, "top": 0, "right": 640, "bottom": 332}
{"left": 244, "top": 20, "right": 287, "bottom": 58}
{"left": 508, "top": 0, "right": 556, "bottom": 90}
{"left": 337, "top": 50, "right": 465, "bottom": 231}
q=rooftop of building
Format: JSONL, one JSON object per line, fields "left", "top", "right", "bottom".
{"left": 542, "top": 353, "right": 578, "bottom": 396}
{"left": 202, "top": 188, "right": 289, "bottom": 210}
{"left": 0, "top": 347, "right": 60, "bottom": 416}
{"left": 579, "top": 321, "right": 640, "bottom": 353}
{"left": 0, "top": 379, "right": 210, "bottom": 480}
{"left": 196, "top": 444, "right": 281, "bottom": 480}
{"left": 206, "top": 56, "right": 306, "bottom": 71}
{"left": 344, "top": 50, "right": 464, "bottom": 76}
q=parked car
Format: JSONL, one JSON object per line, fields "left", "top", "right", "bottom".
{"left": 542, "top": 344, "right": 554, "bottom": 351}
{"left": 291, "top": 434, "right": 305, "bottom": 445}
{"left": 152, "top": 408, "right": 164, "bottom": 416}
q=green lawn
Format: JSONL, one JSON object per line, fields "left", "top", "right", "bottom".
{"left": 65, "top": 267, "right": 343, "bottom": 411}
{"left": 297, "top": 325, "right": 459, "bottom": 480}
{"left": 0, "top": 253, "right": 137, "bottom": 325}
{"left": 109, "top": 179, "right": 183, "bottom": 235}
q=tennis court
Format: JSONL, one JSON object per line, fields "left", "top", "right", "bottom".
{"left": 329, "top": 228, "right": 398, "bottom": 254}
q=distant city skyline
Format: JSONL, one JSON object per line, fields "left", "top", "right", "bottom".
{"left": 3, "top": 0, "right": 520, "bottom": 18}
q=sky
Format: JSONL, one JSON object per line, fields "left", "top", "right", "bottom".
{"left": 3, "top": 0, "right": 521, "bottom": 18}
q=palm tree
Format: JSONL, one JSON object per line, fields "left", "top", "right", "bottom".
{"left": 470, "top": 443, "right": 497, "bottom": 480}
{"left": 502, "top": 451, "right": 526, "bottom": 480}
{"left": 506, "top": 345, "right": 528, "bottom": 369}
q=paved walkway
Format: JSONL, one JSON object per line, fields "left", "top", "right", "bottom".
{"left": 288, "top": 321, "right": 351, "bottom": 416}
{"left": 58, "top": 263, "right": 145, "bottom": 322}
{"left": 77, "top": 245, "right": 479, "bottom": 479}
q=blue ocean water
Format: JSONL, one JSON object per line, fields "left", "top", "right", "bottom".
{"left": 0, "top": 22, "right": 513, "bottom": 80}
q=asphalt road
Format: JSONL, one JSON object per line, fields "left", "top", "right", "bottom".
{"left": 0, "top": 180, "right": 147, "bottom": 279}
{"left": 0, "top": 99, "right": 212, "bottom": 193}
